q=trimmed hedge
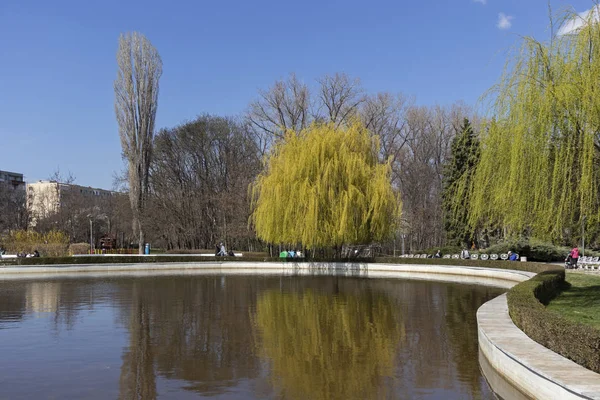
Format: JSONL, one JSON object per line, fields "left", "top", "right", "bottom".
{"left": 375, "top": 256, "right": 555, "bottom": 273}
{"left": 8, "top": 256, "right": 271, "bottom": 266}
{"left": 507, "top": 268, "right": 600, "bottom": 374}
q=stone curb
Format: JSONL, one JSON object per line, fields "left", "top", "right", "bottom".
{"left": 478, "top": 294, "right": 600, "bottom": 400}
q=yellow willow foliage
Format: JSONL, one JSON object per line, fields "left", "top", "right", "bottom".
{"left": 253, "top": 290, "right": 404, "bottom": 400}
{"left": 466, "top": 10, "right": 600, "bottom": 240}
{"left": 1, "top": 229, "right": 70, "bottom": 256}
{"left": 250, "top": 120, "right": 401, "bottom": 248}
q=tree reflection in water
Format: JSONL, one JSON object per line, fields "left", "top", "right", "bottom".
{"left": 253, "top": 288, "right": 404, "bottom": 400}
{"left": 116, "top": 276, "right": 267, "bottom": 399}
{"left": 0, "top": 276, "right": 503, "bottom": 399}
{"left": 118, "top": 284, "right": 156, "bottom": 400}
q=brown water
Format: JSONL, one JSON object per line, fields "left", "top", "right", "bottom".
{"left": 0, "top": 275, "right": 504, "bottom": 400}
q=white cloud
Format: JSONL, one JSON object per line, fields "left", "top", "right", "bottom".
{"left": 557, "top": 6, "right": 600, "bottom": 36}
{"left": 497, "top": 13, "right": 513, "bottom": 30}
{"left": 473, "top": 0, "right": 487, "bottom": 4}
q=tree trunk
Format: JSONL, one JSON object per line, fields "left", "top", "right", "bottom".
{"left": 138, "top": 221, "right": 145, "bottom": 255}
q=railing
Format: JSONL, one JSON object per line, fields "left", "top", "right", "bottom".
{"left": 88, "top": 248, "right": 138, "bottom": 255}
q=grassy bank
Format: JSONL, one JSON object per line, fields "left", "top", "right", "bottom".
{"left": 507, "top": 268, "right": 600, "bottom": 373}
{"left": 546, "top": 272, "right": 600, "bottom": 330}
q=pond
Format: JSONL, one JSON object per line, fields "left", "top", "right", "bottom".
{"left": 0, "top": 275, "right": 505, "bottom": 399}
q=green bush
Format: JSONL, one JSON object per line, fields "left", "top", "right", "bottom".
{"left": 484, "top": 238, "right": 573, "bottom": 262}
{"left": 423, "top": 245, "right": 462, "bottom": 256}
{"left": 507, "top": 268, "right": 600, "bottom": 373}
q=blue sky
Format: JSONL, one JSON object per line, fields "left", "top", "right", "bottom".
{"left": 0, "top": 0, "right": 592, "bottom": 189}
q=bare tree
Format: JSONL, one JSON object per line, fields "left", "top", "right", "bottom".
{"left": 316, "top": 73, "right": 365, "bottom": 127}
{"left": 247, "top": 73, "right": 310, "bottom": 149}
{"left": 391, "top": 104, "right": 473, "bottom": 251}
{"left": 114, "top": 32, "right": 162, "bottom": 254}
{"left": 147, "top": 115, "right": 261, "bottom": 251}
{"left": 361, "top": 92, "right": 413, "bottom": 169}
{"left": 48, "top": 168, "right": 76, "bottom": 185}
{"left": 0, "top": 183, "right": 27, "bottom": 234}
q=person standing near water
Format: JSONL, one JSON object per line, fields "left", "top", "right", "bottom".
{"left": 217, "top": 243, "right": 226, "bottom": 256}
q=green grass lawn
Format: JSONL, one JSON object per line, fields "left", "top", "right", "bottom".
{"left": 546, "top": 272, "right": 600, "bottom": 329}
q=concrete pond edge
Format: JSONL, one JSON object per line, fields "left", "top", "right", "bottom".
{"left": 1, "top": 261, "right": 599, "bottom": 399}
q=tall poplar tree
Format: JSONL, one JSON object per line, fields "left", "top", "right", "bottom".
{"left": 114, "top": 32, "right": 162, "bottom": 254}
{"left": 250, "top": 121, "right": 401, "bottom": 253}
{"left": 442, "top": 118, "right": 480, "bottom": 247}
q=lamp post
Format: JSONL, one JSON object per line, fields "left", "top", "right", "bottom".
{"left": 582, "top": 215, "right": 587, "bottom": 257}
{"left": 87, "top": 213, "right": 94, "bottom": 255}
{"left": 89, "top": 218, "right": 93, "bottom": 254}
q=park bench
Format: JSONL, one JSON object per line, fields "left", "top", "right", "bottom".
{"left": 579, "top": 256, "right": 599, "bottom": 270}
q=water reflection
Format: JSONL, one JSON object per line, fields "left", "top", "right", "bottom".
{"left": 445, "top": 285, "right": 498, "bottom": 398}
{"left": 0, "top": 275, "right": 505, "bottom": 399}
{"left": 254, "top": 288, "right": 403, "bottom": 400}
{"left": 118, "top": 285, "right": 156, "bottom": 400}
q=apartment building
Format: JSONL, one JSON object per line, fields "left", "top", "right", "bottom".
{"left": 27, "top": 180, "right": 115, "bottom": 221}
{"left": 0, "top": 170, "right": 25, "bottom": 190}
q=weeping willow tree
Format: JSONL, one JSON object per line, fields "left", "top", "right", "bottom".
{"left": 250, "top": 120, "right": 401, "bottom": 251}
{"left": 253, "top": 289, "right": 403, "bottom": 400}
{"left": 463, "top": 7, "right": 600, "bottom": 243}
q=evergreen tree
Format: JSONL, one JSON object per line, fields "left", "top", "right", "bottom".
{"left": 442, "top": 118, "right": 480, "bottom": 247}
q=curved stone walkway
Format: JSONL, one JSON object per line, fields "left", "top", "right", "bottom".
{"left": 479, "top": 294, "right": 600, "bottom": 400}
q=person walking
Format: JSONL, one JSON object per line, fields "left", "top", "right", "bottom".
{"left": 569, "top": 246, "right": 579, "bottom": 268}
{"left": 460, "top": 248, "right": 470, "bottom": 259}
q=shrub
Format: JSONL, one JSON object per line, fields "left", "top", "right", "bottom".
{"left": 69, "top": 243, "right": 90, "bottom": 255}
{"left": 423, "top": 245, "right": 462, "bottom": 256}
{"left": 37, "top": 243, "right": 71, "bottom": 257}
{"left": 507, "top": 268, "right": 600, "bottom": 373}
{"left": 484, "top": 238, "right": 575, "bottom": 262}
{"left": 1, "top": 230, "right": 69, "bottom": 257}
